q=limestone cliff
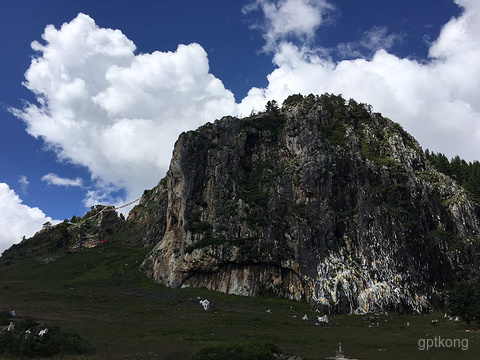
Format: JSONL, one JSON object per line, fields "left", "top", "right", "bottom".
{"left": 130, "top": 94, "right": 480, "bottom": 313}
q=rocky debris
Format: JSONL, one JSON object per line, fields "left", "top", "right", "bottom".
{"left": 199, "top": 299, "right": 211, "bottom": 310}
{"left": 317, "top": 315, "right": 329, "bottom": 323}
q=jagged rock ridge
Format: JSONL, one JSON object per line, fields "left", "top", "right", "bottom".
{"left": 127, "top": 93, "right": 480, "bottom": 314}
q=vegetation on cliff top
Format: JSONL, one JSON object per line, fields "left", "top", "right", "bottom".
{"left": 1, "top": 93, "right": 480, "bottom": 357}
{"left": 426, "top": 151, "right": 480, "bottom": 205}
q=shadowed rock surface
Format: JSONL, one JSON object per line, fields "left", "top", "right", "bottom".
{"left": 128, "top": 94, "right": 480, "bottom": 313}
{"left": 4, "top": 94, "right": 480, "bottom": 314}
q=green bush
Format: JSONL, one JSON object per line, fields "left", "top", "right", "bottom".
{"left": 190, "top": 221, "right": 212, "bottom": 233}
{"left": 186, "top": 341, "right": 280, "bottom": 360}
{"left": 282, "top": 94, "right": 304, "bottom": 109}
{"left": 241, "top": 113, "right": 286, "bottom": 137}
{"left": 0, "top": 316, "right": 93, "bottom": 358}
{"left": 447, "top": 279, "right": 480, "bottom": 325}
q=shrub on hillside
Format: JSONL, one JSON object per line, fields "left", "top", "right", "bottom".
{"left": 0, "top": 315, "right": 93, "bottom": 358}
{"left": 447, "top": 279, "right": 480, "bottom": 325}
{"left": 186, "top": 341, "right": 280, "bottom": 360}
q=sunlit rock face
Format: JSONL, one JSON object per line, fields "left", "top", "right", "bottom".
{"left": 131, "top": 94, "right": 480, "bottom": 313}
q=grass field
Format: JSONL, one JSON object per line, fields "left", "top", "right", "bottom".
{"left": 1, "top": 242, "right": 479, "bottom": 359}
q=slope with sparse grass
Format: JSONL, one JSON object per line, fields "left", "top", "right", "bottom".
{"left": 1, "top": 241, "right": 479, "bottom": 359}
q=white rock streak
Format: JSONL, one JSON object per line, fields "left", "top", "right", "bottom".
{"left": 309, "top": 248, "right": 429, "bottom": 314}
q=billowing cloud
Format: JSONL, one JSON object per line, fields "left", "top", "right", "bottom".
{"left": 243, "top": 0, "right": 334, "bottom": 51}
{"left": 239, "top": 0, "right": 480, "bottom": 161}
{"left": 41, "top": 173, "right": 83, "bottom": 187}
{"left": 10, "top": 0, "right": 480, "bottom": 227}
{"left": 13, "top": 13, "right": 236, "bottom": 206}
{"left": 0, "top": 183, "right": 58, "bottom": 254}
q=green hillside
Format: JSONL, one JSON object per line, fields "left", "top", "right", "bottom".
{"left": 1, "top": 241, "right": 479, "bottom": 359}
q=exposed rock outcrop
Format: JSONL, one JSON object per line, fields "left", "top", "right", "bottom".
{"left": 9, "top": 94, "right": 479, "bottom": 315}
{"left": 1, "top": 205, "right": 124, "bottom": 263}
{"left": 131, "top": 94, "right": 480, "bottom": 313}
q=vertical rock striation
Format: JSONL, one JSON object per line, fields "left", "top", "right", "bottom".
{"left": 131, "top": 94, "right": 480, "bottom": 313}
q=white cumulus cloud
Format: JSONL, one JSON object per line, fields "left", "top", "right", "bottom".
{"left": 41, "top": 173, "right": 84, "bottom": 187}
{"left": 243, "top": 0, "right": 334, "bottom": 51}
{"left": 12, "top": 13, "right": 237, "bottom": 206}
{"left": 0, "top": 183, "right": 59, "bottom": 254}
{"left": 239, "top": 0, "right": 480, "bottom": 161}
{"left": 9, "top": 0, "right": 480, "bottom": 233}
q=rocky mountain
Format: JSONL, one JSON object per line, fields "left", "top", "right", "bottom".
{"left": 128, "top": 93, "right": 480, "bottom": 314}
{"left": 1, "top": 205, "right": 123, "bottom": 264}
{"left": 3, "top": 93, "right": 480, "bottom": 314}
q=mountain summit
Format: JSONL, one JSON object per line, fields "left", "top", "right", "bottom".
{"left": 4, "top": 94, "right": 480, "bottom": 314}
{"left": 127, "top": 93, "right": 480, "bottom": 314}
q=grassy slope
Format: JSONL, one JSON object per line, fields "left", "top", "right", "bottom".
{"left": 1, "top": 242, "right": 479, "bottom": 359}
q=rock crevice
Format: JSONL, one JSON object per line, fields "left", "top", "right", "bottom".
{"left": 131, "top": 94, "right": 480, "bottom": 313}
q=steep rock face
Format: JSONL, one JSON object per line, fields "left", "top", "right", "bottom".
{"left": 135, "top": 94, "right": 480, "bottom": 313}
{"left": 126, "top": 181, "right": 168, "bottom": 247}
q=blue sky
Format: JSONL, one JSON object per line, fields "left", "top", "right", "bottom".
{"left": 1, "top": 0, "right": 478, "bottom": 253}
